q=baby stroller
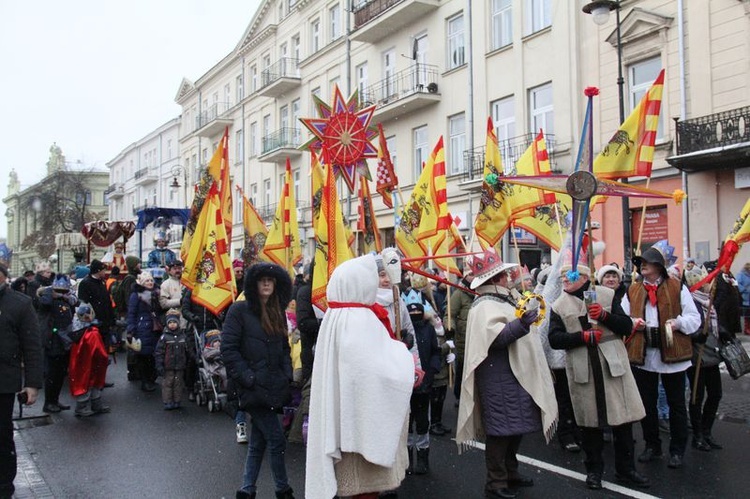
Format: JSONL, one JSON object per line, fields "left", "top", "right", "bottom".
{"left": 192, "top": 327, "right": 228, "bottom": 413}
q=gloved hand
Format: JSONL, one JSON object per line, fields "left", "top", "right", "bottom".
{"left": 587, "top": 303, "right": 608, "bottom": 322}
{"left": 446, "top": 352, "right": 456, "bottom": 364}
{"left": 445, "top": 340, "right": 455, "bottom": 349}
{"left": 632, "top": 318, "right": 646, "bottom": 332}
{"left": 445, "top": 328, "right": 456, "bottom": 339}
{"left": 401, "top": 331, "right": 415, "bottom": 350}
{"left": 414, "top": 367, "right": 425, "bottom": 388}
{"left": 581, "top": 329, "right": 603, "bottom": 346}
{"left": 519, "top": 309, "right": 539, "bottom": 326}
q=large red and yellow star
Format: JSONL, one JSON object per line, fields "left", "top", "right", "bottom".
{"left": 300, "top": 85, "right": 378, "bottom": 192}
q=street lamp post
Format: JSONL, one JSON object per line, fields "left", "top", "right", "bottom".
{"left": 583, "top": 0, "right": 633, "bottom": 281}
{"left": 169, "top": 165, "right": 189, "bottom": 208}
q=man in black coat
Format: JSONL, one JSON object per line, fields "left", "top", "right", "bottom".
{"left": 26, "top": 260, "right": 54, "bottom": 310}
{"left": 77, "top": 260, "right": 115, "bottom": 349}
{"left": 295, "top": 261, "right": 320, "bottom": 384}
{"left": 0, "top": 263, "right": 43, "bottom": 498}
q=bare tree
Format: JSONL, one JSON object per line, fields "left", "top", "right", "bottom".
{"left": 21, "top": 168, "right": 106, "bottom": 258}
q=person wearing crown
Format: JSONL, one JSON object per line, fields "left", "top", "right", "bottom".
{"left": 622, "top": 240, "right": 701, "bottom": 470}
{"left": 548, "top": 247, "right": 649, "bottom": 490}
{"left": 147, "top": 231, "right": 177, "bottom": 279}
{"left": 456, "top": 248, "right": 557, "bottom": 499}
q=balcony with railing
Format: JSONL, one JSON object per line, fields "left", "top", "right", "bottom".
{"left": 460, "top": 133, "right": 558, "bottom": 185}
{"left": 361, "top": 64, "right": 440, "bottom": 122}
{"left": 258, "top": 203, "right": 278, "bottom": 224}
{"left": 259, "top": 127, "right": 303, "bottom": 162}
{"left": 134, "top": 167, "right": 158, "bottom": 186}
{"left": 351, "top": 0, "right": 440, "bottom": 44}
{"left": 195, "top": 101, "right": 233, "bottom": 137}
{"left": 105, "top": 182, "right": 124, "bottom": 199}
{"left": 258, "top": 58, "right": 301, "bottom": 98}
{"left": 667, "top": 105, "right": 750, "bottom": 172}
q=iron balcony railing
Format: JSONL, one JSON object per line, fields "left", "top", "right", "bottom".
{"left": 360, "top": 63, "right": 439, "bottom": 108}
{"left": 353, "top": 0, "right": 405, "bottom": 29}
{"left": 258, "top": 203, "right": 278, "bottom": 224}
{"left": 675, "top": 105, "right": 750, "bottom": 155}
{"left": 134, "top": 167, "right": 149, "bottom": 179}
{"left": 260, "top": 57, "right": 300, "bottom": 88}
{"left": 262, "top": 127, "right": 302, "bottom": 155}
{"left": 462, "top": 133, "right": 557, "bottom": 181}
{"left": 104, "top": 183, "right": 120, "bottom": 195}
{"left": 195, "top": 102, "right": 232, "bottom": 131}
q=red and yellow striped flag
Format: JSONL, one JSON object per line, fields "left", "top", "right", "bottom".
{"left": 181, "top": 128, "right": 228, "bottom": 262}
{"left": 312, "top": 161, "right": 354, "bottom": 311}
{"left": 180, "top": 181, "right": 236, "bottom": 315}
{"left": 594, "top": 69, "right": 665, "bottom": 179}
{"left": 262, "top": 158, "right": 302, "bottom": 277}
{"left": 376, "top": 123, "right": 398, "bottom": 209}
{"left": 475, "top": 118, "right": 514, "bottom": 249}
{"left": 509, "top": 130, "right": 556, "bottom": 217}
{"left": 311, "top": 149, "right": 355, "bottom": 249}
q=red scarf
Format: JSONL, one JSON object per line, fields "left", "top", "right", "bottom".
{"left": 327, "top": 301, "right": 396, "bottom": 339}
{"left": 643, "top": 283, "right": 659, "bottom": 307}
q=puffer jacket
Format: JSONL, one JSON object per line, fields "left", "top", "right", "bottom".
{"left": 37, "top": 287, "right": 78, "bottom": 356}
{"left": 221, "top": 262, "right": 293, "bottom": 411}
{"left": 411, "top": 318, "right": 441, "bottom": 394}
{"left": 475, "top": 320, "right": 541, "bottom": 437}
{"left": 126, "top": 284, "right": 161, "bottom": 355}
{"left": 154, "top": 329, "right": 189, "bottom": 373}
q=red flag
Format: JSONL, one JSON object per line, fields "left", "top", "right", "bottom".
{"left": 375, "top": 123, "right": 398, "bottom": 208}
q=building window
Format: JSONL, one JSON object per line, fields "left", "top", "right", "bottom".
{"left": 263, "top": 114, "right": 272, "bottom": 148}
{"left": 491, "top": 95, "right": 516, "bottom": 165}
{"left": 356, "top": 62, "right": 368, "bottom": 104}
{"left": 249, "top": 122, "right": 258, "bottom": 157}
{"left": 311, "top": 18, "right": 321, "bottom": 53}
{"left": 292, "top": 34, "right": 301, "bottom": 61}
{"left": 278, "top": 0, "right": 284, "bottom": 21}
{"left": 280, "top": 105, "right": 290, "bottom": 140}
{"left": 492, "top": 0, "right": 512, "bottom": 50}
{"left": 329, "top": 76, "right": 340, "bottom": 96}
{"left": 236, "top": 74, "right": 244, "bottom": 102}
{"left": 224, "top": 83, "right": 231, "bottom": 106}
{"left": 234, "top": 189, "right": 243, "bottom": 221}
{"left": 167, "top": 139, "right": 172, "bottom": 159}
{"left": 413, "top": 125, "right": 428, "bottom": 179}
{"left": 291, "top": 99, "right": 301, "bottom": 133}
{"left": 329, "top": 3, "right": 341, "bottom": 41}
{"left": 294, "top": 169, "right": 301, "bottom": 204}
{"left": 386, "top": 135, "right": 397, "bottom": 170}
{"left": 250, "top": 183, "right": 258, "bottom": 206}
{"left": 235, "top": 129, "right": 244, "bottom": 164}
{"left": 447, "top": 14, "right": 465, "bottom": 70}
{"left": 629, "top": 57, "right": 665, "bottom": 140}
{"left": 264, "top": 179, "right": 272, "bottom": 208}
{"left": 311, "top": 87, "right": 321, "bottom": 113}
{"left": 529, "top": 82, "right": 553, "bottom": 136}
{"left": 383, "top": 49, "right": 395, "bottom": 98}
{"left": 448, "top": 113, "right": 466, "bottom": 175}
{"left": 250, "top": 64, "right": 257, "bottom": 92}
{"left": 528, "top": 0, "right": 551, "bottom": 34}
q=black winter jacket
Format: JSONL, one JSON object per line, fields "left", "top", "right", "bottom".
{"left": 0, "top": 286, "right": 43, "bottom": 393}
{"left": 411, "top": 318, "right": 441, "bottom": 394}
{"left": 221, "top": 262, "right": 293, "bottom": 411}
{"left": 77, "top": 275, "right": 115, "bottom": 329}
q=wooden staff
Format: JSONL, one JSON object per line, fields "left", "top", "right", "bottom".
{"left": 393, "top": 285, "right": 402, "bottom": 340}
{"left": 445, "top": 227, "right": 455, "bottom": 389}
{"left": 552, "top": 201, "right": 565, "bottom": 249}
{"left": 511, "top": 221, "right": 522, "bottom": 265}
{"left": 634, "top": 177, "right": 653, "bottom": 256}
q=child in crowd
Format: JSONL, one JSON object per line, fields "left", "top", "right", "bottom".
{"left": 202, "top": 329, "right": 226, "bottom": 391}
{"left": 154, "top": 309, "right": 189, "bottom": 410}
{"left": 69, "top": 304, "right": 110, "bottom": 417}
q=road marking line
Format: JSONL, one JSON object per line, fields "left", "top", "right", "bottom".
{"left": 460, "top": 440, "right": 661, "bottom": 499}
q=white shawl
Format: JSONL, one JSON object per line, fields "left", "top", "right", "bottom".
{"left": 305, "top": 255, "right": 414, "bottom": 499}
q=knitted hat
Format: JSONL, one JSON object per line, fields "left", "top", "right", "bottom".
{"left": 684, "top": 267, "right": 708, "bottom": 288}
{"left": 204, "top": 329, "right": 221, "bottom": 346}
{"left": 74, "top": 266, "right": 90, "bottom": 280}
{"left": 596, "top": 263, "right": 623, "bottom": 284}
{"left": 232, "top": 259, "right": 244, "bottom": 270}
{"left": 165, "top": 308, "right": 181, "bottom": 325}
{"left": 52, "top": 275, "right": 72, "bottom": 291}
{"left": 407, "top": 302, "right": 425, "bottom": 315}
{"left": 137, "top": 271, "right": 154, "bottom": 286}
{"left": 125, "top": 255, "right": 140, "bottom": 272}
{"left": 89, "top": 259, "right": 105, "bottom": 275}
{"left": 76, "top": 303, "right": 96, "bottom": 323}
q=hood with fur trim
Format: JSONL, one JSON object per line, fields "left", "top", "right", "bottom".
{"left": 244, "top": 262, "right": 293, "bottom": 314}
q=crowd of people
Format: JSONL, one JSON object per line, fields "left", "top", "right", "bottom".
{"left": 1, "top": 235, "right": 749, "bottom": 499}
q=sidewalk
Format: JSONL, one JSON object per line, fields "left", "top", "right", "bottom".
{"left": 11, "top": 430, "right": 54, "bottom": 499}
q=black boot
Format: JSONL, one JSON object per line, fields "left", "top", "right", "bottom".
{"left": 235, "top": 491, "right": 255, "bottom": 499}
{"left": 414, "top": 448, "right": 429, "bottom": 475}
{"left": 703, "top": 433, "right": 723, "bottom": 450}
{"left": 406, "top": 446, "right": 415, "bottom": 475}
{"left": 692, "top": 433, "right": 711, "bottom": 451}
{"left": 275, "top": 487, "right": 294, "bottom": 499}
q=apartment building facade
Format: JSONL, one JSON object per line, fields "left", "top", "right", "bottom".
{"left": 170, "top": 0, "right": 749, "bottom": 271}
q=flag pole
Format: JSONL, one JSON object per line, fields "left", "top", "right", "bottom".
{"left": 634, "top": 177, "right": 653, "bottom": 256}
{"left": 445, "top": 227, "right": 455, "bottom": 389}
{"left": 553, "top": 202, "right": 565, "bottom": 249}
{"left": 511, "top": 221, "right": 522, "bottom": 264}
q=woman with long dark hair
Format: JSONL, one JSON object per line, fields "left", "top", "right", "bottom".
{"left": 222, "top": 262, "right": 294, "bottom": 499}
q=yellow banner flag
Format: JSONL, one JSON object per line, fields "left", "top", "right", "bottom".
{"left": 514, "top": 198, "right": 571, "bottom": 251}
{"left": 312, "top": 162, "right": 354, "bottom": 311}
{"left": 180, "top": 181, "right": 236, "bottom": 315}
{"left": 181, "top": 128, "right": 228, "bottom": 261}
{"left": 594, "top": 69, "right": 665, "bottom": 179}
{"left": 396, "top": 136, "right": 461, "bottom": 275}
{"left": 728, "top": 197, "right": 750, "bottom": 246}
{"left": 475, "top": 118, "right": 514, "bottom": 249}
{"left": 241, "top": 191, "right": 268, "bottom": 267}
{"left": 311, "top": 148, "right": 355, "bottom": 251}
{"left": 509, "top": 130, "right": 556, "bottom": 216}
{"left": 262, "top": 158, "right": 302, "bottom": 277}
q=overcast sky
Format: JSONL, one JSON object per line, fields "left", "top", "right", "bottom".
{"left": 0, "top": 0, "right": 262, "bottom": 238}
